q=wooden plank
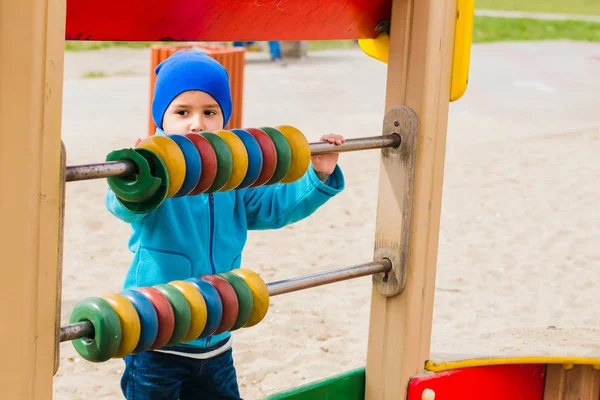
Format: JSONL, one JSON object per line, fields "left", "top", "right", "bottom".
{"left": 544, "top": 365, "right": 600, "bottom": 400}
{"left": 0, "top": 0, "right": 66, "bottom": 397}
{"left": 65, "top": 0, "right": 392, "bottom": 42}
{"left": 364, "top": 0, "right": 457, "bottom": 398}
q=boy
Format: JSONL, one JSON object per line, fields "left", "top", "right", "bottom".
{"left": 106, "top": 51, "right": 345, "bottom": 399}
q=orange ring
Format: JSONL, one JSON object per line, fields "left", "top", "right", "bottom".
{"left": 100, "top": 293, "right": 141, "bottom": 358}
{"left": 168, "top": 280, "right": 208, "bottom": 342}
{"left": 275, "top": 126, "right": 311, "bottom": 183}
{"left": 231, "top": 269, "right": 270, "bottom": 328}
{"left": 214, "top": 130, "right": 248, "bottom": 191}
{"left": 137, "top": 136, "right": 186, "bottom": 197}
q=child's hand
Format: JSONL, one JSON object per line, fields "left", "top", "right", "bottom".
{"left": 311, "top": 134, "right": 345, "bottom": 182}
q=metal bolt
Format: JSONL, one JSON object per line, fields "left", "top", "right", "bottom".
{"left": 422, "top": 388, "right": 435, "bottom": 400}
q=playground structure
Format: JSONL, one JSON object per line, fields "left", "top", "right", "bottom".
{"left": 2, "top": 0, "right": 600, "bottom": 400}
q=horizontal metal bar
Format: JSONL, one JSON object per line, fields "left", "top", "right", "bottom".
{"left": 65, "top": 134, "right": 400, "bottom": 182}
{"left": 65, "top": 161, "right": 137, "bottom": 182}
{"left": 267, "top": 259, "right": 392, "bottom": 296}
{"left": 59, "top": 259, "right": 392, "bottom": 343}
{"left": 60, "top": 320, "right": 94, "bottom": 342}
{"left": 309, "top": 134, "right": 400, "bottom": 156}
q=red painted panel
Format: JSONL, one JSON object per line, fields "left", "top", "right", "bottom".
{"left": 65, "top": 0, "right": 392, "bottom": 42}
{"left": 407, "top": 364, "right": 545, "bottom": 400}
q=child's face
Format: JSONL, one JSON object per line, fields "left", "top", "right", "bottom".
{"left": 162, "top": 90, "right": 225, "bottom": 134}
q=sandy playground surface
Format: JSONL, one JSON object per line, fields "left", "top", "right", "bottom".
{"left": 53, "top": 41, "right": 600, "bottom": 399}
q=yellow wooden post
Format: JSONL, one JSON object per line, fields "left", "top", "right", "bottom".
{"left": 365, "top": 0, "right": 457, "bottom": 398}
{"left": 0, "top": 0, "right": 66, "bottom": 397}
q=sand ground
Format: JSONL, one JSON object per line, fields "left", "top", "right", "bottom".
{"left": 53, "top": 41, "right": 600, "bottom": 399}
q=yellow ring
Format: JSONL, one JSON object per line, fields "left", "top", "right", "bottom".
{"left": 214, "top": 130, "right": 248, "bottom": 191}
{"left": 100, "top": 293, "right": 141, "bottom": 358}
{"left": 275, "top": 126, "right": 311, "bottom": 183}
{"left": 137, "top": 136, "right": 186, "bottom": 198}
{"left": 231, "top": 269, "right": 270, "bottom": 328}
{"left": 169, "top": 280, "right": 207, "bottom": 342}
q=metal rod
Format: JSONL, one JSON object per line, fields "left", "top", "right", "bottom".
{"left": 65, "top": 161, "right": 137, "bottom": 182}
{"left": 59, "top": 259, "right": 392, "bottom": 342}
{"left": 309, "top": 134, "right": 400, "bottom": 156}
{"left": 65, "top": 134, "right": 400, "bottom": 182}
{"left": 267, "top": 259, "right": 392, "bottom": 296}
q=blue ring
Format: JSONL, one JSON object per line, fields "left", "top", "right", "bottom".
{"left": 168, "top": 134, "right": 202, "bottom": 197}
{"left": 186, "top": 277, "right": 223, "bottom": 339}
{"left": 119, "top": 289, "right": 159, "bottom": 354}
{"left": 230, "top": 129, "right": 263, "bottom": 189}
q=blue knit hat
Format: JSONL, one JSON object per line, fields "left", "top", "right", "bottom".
{"left": 152, "top": 51, "right": 232, "bottom": 130}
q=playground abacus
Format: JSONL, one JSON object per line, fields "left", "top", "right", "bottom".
{"left": 5, "top": 0, "right": 599, "bottom": 399}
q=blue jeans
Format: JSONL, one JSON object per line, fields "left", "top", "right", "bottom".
{"left": 120, "top": 347, "right": 241, "bottom": 399}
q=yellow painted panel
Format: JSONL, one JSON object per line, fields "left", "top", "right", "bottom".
{"left": 450, "top": 0, "right": 475, "bottom": 101}
{"left": 426, "top": 355, "right": 600, "bottom": 373}
{"left": 358, "top": 0, "right": 475, "bottom": 102}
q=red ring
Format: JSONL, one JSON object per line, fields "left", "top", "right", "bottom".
{"left": 245, "top": 128, "right": 278, "bottom": 188}
{"left": 201, "top": 275, "right": 239, "bottom": 334}
{"left": 185, "top": 133, "right": 218, "bottom": 195}
{"left": 136, "top": 287, "right": 175, "bottom": 350}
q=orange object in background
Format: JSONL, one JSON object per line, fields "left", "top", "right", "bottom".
{"left": 148, "top": 44, "right": 245, "bottom": 136}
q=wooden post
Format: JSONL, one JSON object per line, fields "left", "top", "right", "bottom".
{"left": 365, "top": 0, "right": 457, "bottom": 398}
{"left": 544, "top": 365, "right": 600, "bottom": 400}
{"left": 0, "top": 0, "right": 66, "bottom": 397}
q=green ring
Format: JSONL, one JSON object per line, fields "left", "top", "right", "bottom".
{"left": 259, "top": 127, "right": 292, "bottom": 185}
{"left": 69, "top": 297, "right": 122, "bottom": 362}
{"left": 111, "top": 148, "right": 169, "bottom": 214}
{"left": 106, "top": 148, "right": 161, "bottom": 202}
{"left": 201, "top": 132, "right": 233, "bottom": 193}
{"left": 153, "top": 284, "right": 192, "bottom": 346}
{"left": 218, "top": 272, "right": 254, "bottom": 331}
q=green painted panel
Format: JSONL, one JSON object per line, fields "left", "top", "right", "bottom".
{"left": 262, "top": 368, "right": 365, "bottom": 400}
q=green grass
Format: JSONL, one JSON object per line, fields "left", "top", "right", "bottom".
{"left": 476, "top": 0, "right": 600, "bottom": 16}
{"left": 473, "top": 16, "right": 600, "bottom": 42}
{"left": 81, "top": 71, "right": 107, "bottom": 78}
{"left": 65, "top": 41, "right": 171, "bottom": 51}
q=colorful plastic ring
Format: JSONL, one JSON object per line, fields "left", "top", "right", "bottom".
{"left": 136, "top": 287, "right": 175, "bottom": 350}
{"left": 109, "top": 148, "right": 169, "bottom": 214}
{"left": 137, "top": 135, "right": 186, "bottom": 198}
{"left": 153, "top": 284, "right": 192, "bottom": 346}
{"left": 276, "top": 125, "right": 311, "bottom": 183}
{"left": 201, "top": 275, "right": 239, "bottom": 335}
{"left": 106, "top": 148, "right": 162, "bottom": 203}
{"left": 186, "top": 277, "right": 223, "bottom": 339}
{"left": 230, "top": 129, "right": 263, "bottom": 189}
{"left": 119, "top": 289, "right": 159, "bottom": 354}
{"left": 168, "top": 135, "right": 201, "bottom": 197}
{"left": 231, "top": 269, "right": 270, "bottom": 327}
{"left": 218, "top": 272, "right": 254, "bottom": 331}
{"left": 214, "top": 130, "right": 249, "bottom": 191}
{"left": 100, "top": 293, "right": 141, "bottom": 358}
{"left": 259, "top": 127, "right": 292, "bottom": 185}
{"left": 200, "top": 132, "right": 233, "bottom": 193}
{"left": 185, "top": 133, "right": 217, "bottom": 195}
{"left": 168, "top": 280, "right": 208, "bottom": 342}
{"left": 69, "top": 297, "right": 122, "bottom": 362}
{"left": 245, "top": 128, "right": 278, "bottom": 188}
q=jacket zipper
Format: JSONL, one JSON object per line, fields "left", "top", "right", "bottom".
{"left": 208, "top": 193, "right": 216, "bottom": 274}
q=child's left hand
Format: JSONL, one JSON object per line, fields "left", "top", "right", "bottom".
{"left": 311, "top": 134, "right": 345, "bottom": 182}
